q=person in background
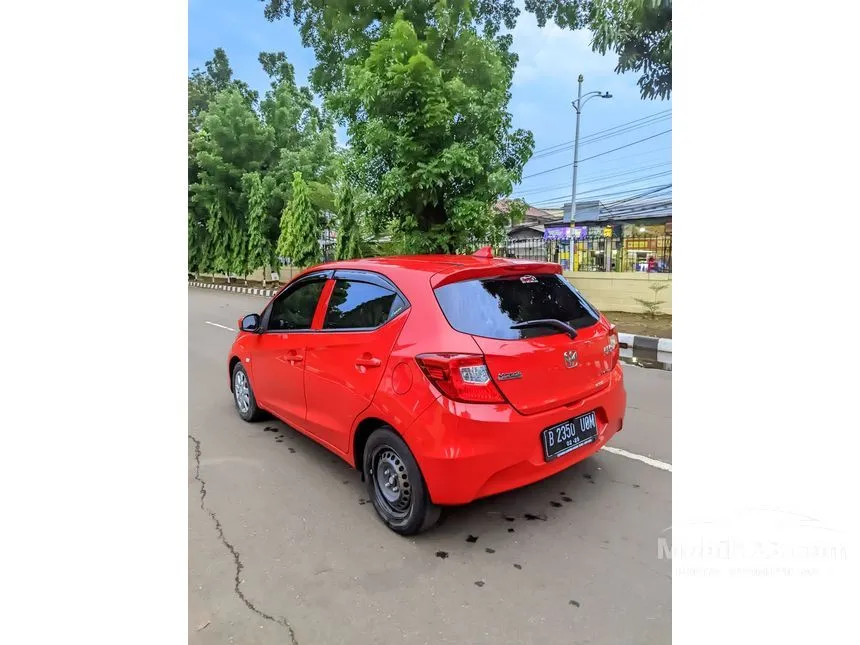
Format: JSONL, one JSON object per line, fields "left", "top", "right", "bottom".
{"left": 647, "top": 256, "right": 656, "bottom": 272}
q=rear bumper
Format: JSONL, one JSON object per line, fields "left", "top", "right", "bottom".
{"left": 408, "top": 365, "right": 626, "bottom": 505}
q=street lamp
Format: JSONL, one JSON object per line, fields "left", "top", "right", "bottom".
{"left": 567, "top": 74, "right": 611, "bottom": 273}
{"left": 569, "top": 74, "right": 612, "bottom": 227}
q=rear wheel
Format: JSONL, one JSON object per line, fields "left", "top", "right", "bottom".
{"left": 232, "top": 363, "right": 263, "bottom": 422}
{"left": 363, "top": 427, "right": 440, "bottom": 535}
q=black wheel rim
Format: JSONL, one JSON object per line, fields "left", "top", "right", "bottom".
{"left": 370, "top": 445, "right": 412, "bottom": 518}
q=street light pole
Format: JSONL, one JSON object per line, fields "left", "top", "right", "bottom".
{"left": 570, "top": 75, "right": 584, "bottom": 228}
{"left": 569, "top": 76, "right": 612, "bottom": 227}
{"left": 567, "top": 75, "right": 611, "bottom": 271}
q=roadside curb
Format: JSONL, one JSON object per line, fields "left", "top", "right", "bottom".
{"left": 618, "top": 332, "right": 672, "bottom": 353}
{"left": 189, "top": 281, "right": 278, "bottom": 298}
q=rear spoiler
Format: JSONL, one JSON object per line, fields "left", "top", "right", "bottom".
{"left": 430, "top": 261, "right": 561, "bottom": 288}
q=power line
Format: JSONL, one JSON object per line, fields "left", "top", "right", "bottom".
{"left": 521, "top": 130, "right": 671, "bottom": 179}
{"left": 604, "top": 184, "right": 673, "bottom": 208}
{"left": 525, "top": 170, "right": 671, "bottom": 202}
{"left": 582, "top": 145, "right": 672, "bottom": 166}
{"left": 514, "top": 171, "right": 672, "bottom": 203}
{"left": 531, "top": 116, "right": 670, "bottom": 159}
{"left": 513, "top": 161, "right": 672, "bottom": 198}
{"left": 580, "top": 113, "right": 671, "bottom": 145}
{"left": 513, "top": 148, "right": 673, "bottom": 198}
{"left": 581, "top": 170, "right": 672, "bottom": 194}
{"left": 529, "top": 112, "right": 671, "bottom": 161}
{"left": 531, "top": 109, "right": 671, "bottom": 156}
{"left": 579, "top": 129, "right": 672, "bottom": 162}
{"left": 529, "top": 182, "right": 672, "bottom": 207}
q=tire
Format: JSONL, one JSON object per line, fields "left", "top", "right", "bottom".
{"left": 231, "top": 363, "right": 263, "bottom": 422}
{"left": 363, "top": 427, "right": 441, "bottom": 535}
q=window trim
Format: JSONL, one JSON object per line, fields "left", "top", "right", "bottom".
{"left": 261, "top": 270, "right": 333, "bottom": 334}
{"left": 316, "top": 270, "right": 411, "bottom": 333}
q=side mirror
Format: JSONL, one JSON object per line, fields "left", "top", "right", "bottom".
{"left": 239, "top": 313, "right": 262, "bottom": 333}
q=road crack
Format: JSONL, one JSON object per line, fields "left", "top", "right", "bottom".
{"left": 189, "top": 434, "right": 298, "bottom": 644}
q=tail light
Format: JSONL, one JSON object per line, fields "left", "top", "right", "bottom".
{"left": 606, "top": 325, "right": 620, "bottom": 370}
{"left": 415, "top": 354, "right": 505, "bottom": 403}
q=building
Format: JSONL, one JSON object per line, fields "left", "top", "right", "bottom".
{"left": 542, "top": 198, "right": 672, "bottom": 271}
{"left": 554, "top": 197, "right": 671, "bottom": 236}
{"left": 494, "top": 199, "right": 556, "bottom": 243}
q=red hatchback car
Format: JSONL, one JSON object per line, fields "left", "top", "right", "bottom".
{"left": 228, "top": 251, "right": 626, "bottom": 534}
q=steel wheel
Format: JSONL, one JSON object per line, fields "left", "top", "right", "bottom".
{"left": 371, "top": 445, "right": 413, "bottom": 518}
{"left": 363, "top": 426, "right": 441, "bottom": 535}
{"left": 234, "top": 370, "right": 251, "bottom": 414}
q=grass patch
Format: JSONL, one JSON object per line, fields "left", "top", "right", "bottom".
{"left": 604, "top": 311, "right": 672, "bottom": 339}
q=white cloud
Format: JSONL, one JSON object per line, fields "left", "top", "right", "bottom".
{"left": 510, "top": 12, "right": 617, "bottom": 88}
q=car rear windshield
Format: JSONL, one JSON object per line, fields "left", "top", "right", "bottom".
{"left": 434, "top": 273, "right": 600, "bottom": 340}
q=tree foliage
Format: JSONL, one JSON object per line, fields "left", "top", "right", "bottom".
{"left": 278, "top": 172, "right": 322, "bottom": 267}
{"left": 524, "top": 0, "right": 672, "bottom": 99}
{"left": 188, "top": 48, "right": 338, "bottom": 276}
{"left": 243, "top": 172, "right": 277, "bottom": 279}
{"left": 263, "top": 2, "right": 533, "bottom": 253}
{"left": 188, "top": 48, "right": 258, "bottom": 131}
{"left": 257, "top": 51, "right": 339, "bottom": 218}
{"left": 190, "top": 89, "right": 273, "bottom": 275}
{"left": 261, "top": 0, "right": 521, "bottom": 96}
{"left": 334, "top": 183, "right": 364, "bottom": 260}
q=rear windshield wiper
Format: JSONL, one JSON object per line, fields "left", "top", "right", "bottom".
{"left": 510, "top": 319, "right": 578, "bottom": 339}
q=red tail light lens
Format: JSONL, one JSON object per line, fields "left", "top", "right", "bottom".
{"left": 415, "top": 354, "right": 505, "bottom": 403}
{"left": 606, "top": 325, "right": 620, "bottom": 370}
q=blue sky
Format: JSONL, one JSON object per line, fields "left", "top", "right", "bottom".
{"left": 189, "top": 0, "right": 672, "bottom": 210}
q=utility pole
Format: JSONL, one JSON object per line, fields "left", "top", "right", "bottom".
{"left": 567, "top": 75, "right": 612, "bottom": 270}
{"left": 569, "top": 75, "right": 584, "bottom": 228}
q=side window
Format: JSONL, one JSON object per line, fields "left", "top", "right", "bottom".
{"left": 267, "top": 280, "right": 326, "bottom": 331}
{"left": 323, "top": 280, "right": 406, "bottom": 330}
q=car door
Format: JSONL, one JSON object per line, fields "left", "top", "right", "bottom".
{"left": 250, "top": 272, "right": 329, "bottom": 427}
{"left": 303, "top": 271, "right": 409, "bottom": 453}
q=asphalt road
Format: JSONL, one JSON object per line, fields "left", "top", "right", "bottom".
{"left": 188, "top": 287, "right": 672, "bottom": 645}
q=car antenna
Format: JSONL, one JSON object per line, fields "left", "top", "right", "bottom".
{"left": 472, "top": 246, "right": 493, "bottom": 259}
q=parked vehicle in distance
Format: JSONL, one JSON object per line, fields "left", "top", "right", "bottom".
{"left": 227, "top": 249, "right": 626, "bottom": 535}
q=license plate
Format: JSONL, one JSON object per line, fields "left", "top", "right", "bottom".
{"left": 541, "top": 411, "right": 598, "bottom": 461}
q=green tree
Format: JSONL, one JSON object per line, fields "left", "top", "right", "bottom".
{"left": 188, "top": 48, "right": 259, "bottom": 131}
{"left": 188, "top": 211, "right": 211, "bottom": 275}
{"left": 263, "top": 3, "right": 533, "bottom": 253}
{"left": 275, "top": 201, "right": 292, "bottom": 267}
{"left": 257, "top": 51, "right": 339, "bottom": 228}
{"left": 524, "top": 0, "right": 672, "bottom": 99}
{"left": 190, "top": 89, "right": 273, "bottom": 278}
{"left": 278, "top": 172, "right": 321, "bottom": 268}
{"left": 340, "top": 12, "right": 533, "bottom": 252}
{"left": 188, "top": 49, "right": 261, "bottom": 277}
{"left": 334, "top": 183, "right": 364, "bottom": 260}
{"left": 261, "top": 0, "right": 521, "bottom": 96}
{"left": 243, "top": 172, "right": 278, "bottom": 283}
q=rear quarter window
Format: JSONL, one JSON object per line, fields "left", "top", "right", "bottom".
{"left": 434, "top": 274, "right": 599, "bottom": 340}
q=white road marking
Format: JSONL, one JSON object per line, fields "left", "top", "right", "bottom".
{"left": 205, "top": 321, "right": 236, "bottom": 332}
{"left": 601, "top": 445, "right": 672, "bottom": 472}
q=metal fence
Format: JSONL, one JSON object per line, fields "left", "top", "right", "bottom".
{"left": 321, "top": 229, "right": 337, "bottom": 262}
{"left": 318, "top": 231, "right": 671, "bottom": 273}
{"left": 466, "top": 235, "right": 672, "bottom": 273}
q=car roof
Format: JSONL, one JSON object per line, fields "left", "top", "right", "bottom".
{"left": 294, "top": 254, "right": 560, "bottom": 297}
{"left": 313, "top": 254, "right": 556, "bottom": 277}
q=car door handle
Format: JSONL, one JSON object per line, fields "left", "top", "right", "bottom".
{"left": 355, "top": 356, "right": 382, "bottom": 368}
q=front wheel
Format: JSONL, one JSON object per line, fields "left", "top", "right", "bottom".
{"left": 363, "top": 427, "right": 441, "bottom": 535}
{"left": 232, "top": 363, "right": 263, "bottom": 422}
